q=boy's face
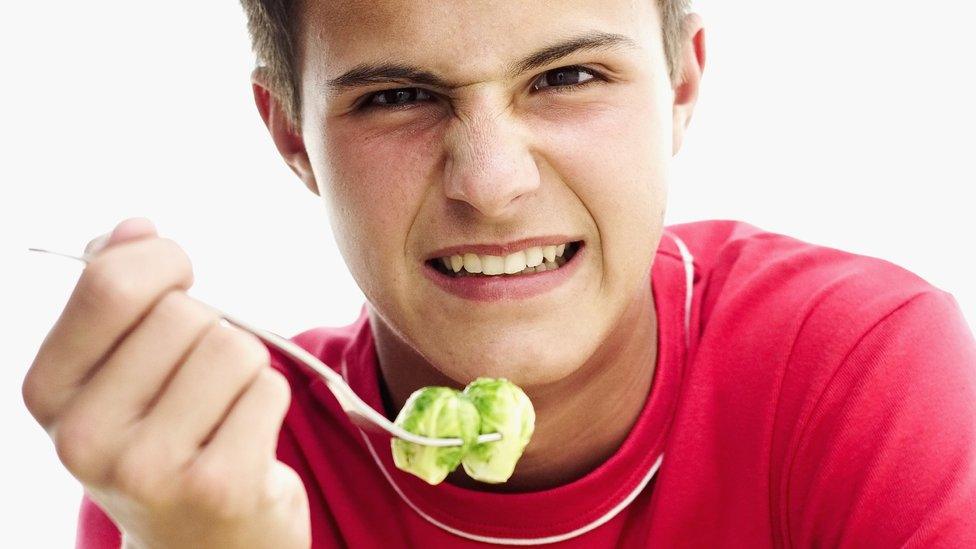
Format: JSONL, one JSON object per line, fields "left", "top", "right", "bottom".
{"left": 287, "top": 0, "right": 692, "bottom": 386}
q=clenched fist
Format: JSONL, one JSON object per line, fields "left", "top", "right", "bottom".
{"left": 22, "top": 218, "right": 311, "bottom": 548}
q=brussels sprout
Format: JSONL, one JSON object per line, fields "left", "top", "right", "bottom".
{"left": 391, "top": 386, "right": 480, "bottom": 485}
{"left": 461, "top": 377, "right": 536, "bottom": 483}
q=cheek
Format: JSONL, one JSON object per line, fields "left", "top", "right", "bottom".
{"left": 530, "top": 98, "right": 670, "bottom": 262}
{"left": 318, "top": 117, "right": 443, "bottom": 293}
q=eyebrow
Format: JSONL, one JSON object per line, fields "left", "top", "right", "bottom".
{"left": 326, "top": 31, "right": 639, "bottom": 96}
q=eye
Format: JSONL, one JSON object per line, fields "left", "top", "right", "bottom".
{"left": 361, "top": 87, "right": 435, "bottom": 110}
{"left": 531, "top": 66, "right": 600, "bottom": 92}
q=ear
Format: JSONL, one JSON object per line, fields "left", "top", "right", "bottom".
{"left": 672, "top": 13, "right": 706, "bottom": 156}
{"left": 251, "top": 68, "right": 320, "bottom": 196}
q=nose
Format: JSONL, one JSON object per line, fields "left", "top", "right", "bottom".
{"left": 442, "top": 108, "right": 540, "bottom": 219}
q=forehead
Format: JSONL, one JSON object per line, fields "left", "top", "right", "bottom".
{"left": 297, "top": 0, "right": 661, "bottom": 84}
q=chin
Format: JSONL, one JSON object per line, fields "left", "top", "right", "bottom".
{"left": 432, "top": 340, "right": 590, "bottom": 389}
{"left": 403, "top": 305, "right": 611, "bottom": 388}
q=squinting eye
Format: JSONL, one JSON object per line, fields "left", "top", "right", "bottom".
{"left": 364, "top": 87, "right": 434, "bottom": 109}
{"left": 531, "top": 66, "right": 598, "bottom": 91}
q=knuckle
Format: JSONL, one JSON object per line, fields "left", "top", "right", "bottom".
{"left": 182, "top": 460, "right": 248, "bottom": 519}
{"left": 21, "top": 368, "right": 52, "bottom": 426}
{"left": 257, "top": 369, "right": 292, "bottom": 411}
{"left": 206, "top": 324, "right": 270, "bottom": 376}
{"left": 154, "top": 238, "right": 195, "bottom": 286}
{"left": 78, "top": 259, "right": 141, "bottom": 312}
{"left": 112, "top": 442, "right": 177, "bottom": 508}
{"left": 234, "top": 330, "right": 272, "bottom": 369}
{"left": 53, "top": 413, "right": 104, "bottom": 482}
{"left": 77, "top": 239, "right": 196, "bottom": 314}
{"left": 152, "top": 289, "right": 189, "bottom": 320}
{"left": 154, "top": 290, "right": 219, "bottom": 329}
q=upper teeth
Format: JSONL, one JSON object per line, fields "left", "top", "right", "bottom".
{"left": 440, "top": 244, "right": 571, "bottom": 275}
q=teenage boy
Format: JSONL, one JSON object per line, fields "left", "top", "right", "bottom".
{"left": 24, "top": 1, "right": 976, "bottom": 547}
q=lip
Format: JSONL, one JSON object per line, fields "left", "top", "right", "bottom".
{"left": 424, "top": 235, "right": 581, "bottom": 261}
{"left": 422, "top": 242, "right": 586, "bottom": 302}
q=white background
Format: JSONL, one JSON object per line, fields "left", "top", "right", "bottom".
{"left": 2, "top": 1, "right": 974, "bottom": 545}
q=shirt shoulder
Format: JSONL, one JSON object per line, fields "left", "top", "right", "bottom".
{"left": 665, "top": 219, "right": 965, "bottom": 466}
{"left": 783, "top": 289, "right": 976, "bottom": 547}
{"left": 659, "top": 220, "right": 976, "bottom": 545}
{"left": 667, "top": 219, "right": 961, "bottom": 415}
{"left": 665, "top": 218, "right": 943, "bottom": 344}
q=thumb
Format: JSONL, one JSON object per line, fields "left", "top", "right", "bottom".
{"left": 84, "top": 217, "right": 158, "bottom": 256}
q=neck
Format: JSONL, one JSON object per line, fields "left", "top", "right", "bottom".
{"left": 371, "top": 283, "right": 658, "bottom": 492}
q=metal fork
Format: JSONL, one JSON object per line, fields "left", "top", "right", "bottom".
{"left": 28, "top": 247, "right": 501, "bottom": 448}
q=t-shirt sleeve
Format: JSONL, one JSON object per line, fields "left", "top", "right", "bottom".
{"left": 787, "top": 290, "right": 976, "bottom": 547}
{"left": 76, "top": 493, "right": 121, "bottom": 549}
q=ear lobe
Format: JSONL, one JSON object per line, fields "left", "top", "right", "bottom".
{"left": 672, "top": 13, "right": 706, "bottom": 156}
{"left": 251, "top": 68, "right": 320, "bottom": 196}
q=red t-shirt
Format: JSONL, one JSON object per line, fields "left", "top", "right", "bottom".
{"left": 77, "top": 220, "right": 976, "bottom": 547}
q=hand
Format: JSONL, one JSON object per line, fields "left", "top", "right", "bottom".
{"left": 23, "top": 218, "right": 310, "bottom": 548}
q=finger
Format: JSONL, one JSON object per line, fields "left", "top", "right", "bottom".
{"left": 24, "top": 237, "right": 194, "bottom": 427}
{"left": 205, "top": 368, "right": 291, "bottom": 466}
{"left": 52, "top": 292, "right": 220, "bottom": 482}
{"left": 105, "top": 217, "right": 157, "bottom": 246}
{"left": 182, "top": 368, "right": 292, "bottom": 509}
{"left": 85, "top": 217, "right": 158, "bottom": 257}
{"left": 81, "top": 292, "right": 220, "bottom": 421}
{"left": 136, "top": 322, "right": 269, "bottom": 467}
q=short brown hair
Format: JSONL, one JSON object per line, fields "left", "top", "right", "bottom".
{"left": 239, "top": 1, "right": 691, "bottom": 129}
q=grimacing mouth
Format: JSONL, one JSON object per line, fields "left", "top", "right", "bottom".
{"left": 427, "top": 241, "right": 583, "bottom": 278}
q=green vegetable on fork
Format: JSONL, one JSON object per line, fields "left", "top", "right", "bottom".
{"left": 391, "top": 378, "right": 535, "bottom": 485}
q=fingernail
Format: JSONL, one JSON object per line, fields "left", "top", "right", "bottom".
{"left": 84, "top": 232, "right": 111, "bottom": 255}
